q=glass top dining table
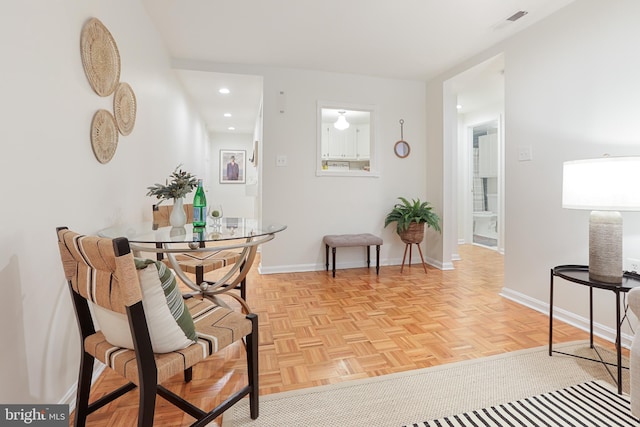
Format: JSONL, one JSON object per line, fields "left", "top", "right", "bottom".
{"left": 99, "top": 218, "right": 286, "bottom": 311}
{"left": 99, "top": 217, "right": 286, "bottom": 246}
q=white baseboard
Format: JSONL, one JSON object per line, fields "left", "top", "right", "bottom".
{"left": 60, "top": 362, "right": 105, "bottom": 410}
{"left": 258, "top": 256, "right": 451, "bottom": 274}
{"left": 500, "top": 287, "right": 633, "bottom": 349}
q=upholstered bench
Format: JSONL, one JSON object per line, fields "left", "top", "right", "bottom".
{"left": 323, "top": 233, "right": 383, "bottom": 277}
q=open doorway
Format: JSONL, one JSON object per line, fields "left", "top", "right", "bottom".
{"left": 470, "top": 121, "right": 499, "bottom": 249}
{"left": 449, "top": 53, "right": 504, "bottom": 257}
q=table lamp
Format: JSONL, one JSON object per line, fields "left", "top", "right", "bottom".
{"left": 562, "top": 156, "right": 640, "bottom": 284}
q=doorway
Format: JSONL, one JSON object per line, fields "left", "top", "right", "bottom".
{"left": 448, "top": 53, "right": 504, "bottom": 258}
{"left": 470, "top": 121, "right": 499, "bottom": 249}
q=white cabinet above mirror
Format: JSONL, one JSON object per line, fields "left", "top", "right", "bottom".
{"left": 317, "top": 102, "right": 378, "bottom": 177}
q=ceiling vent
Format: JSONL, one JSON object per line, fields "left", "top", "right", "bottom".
{"left": 507, "top": 10, "right": 528, "bottom": 22}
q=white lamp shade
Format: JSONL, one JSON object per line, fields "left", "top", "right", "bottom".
{"left": 562, "top": 157, "right": 640, "bottom": 211}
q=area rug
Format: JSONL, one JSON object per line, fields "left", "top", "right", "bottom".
{"left": 413, "top": 380, "right": 637, "bottom": 427}
{"left": 221, "top": 341, "right": 631, "bottom": 427}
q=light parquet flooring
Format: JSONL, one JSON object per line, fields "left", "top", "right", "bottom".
{"left": 72, "top": 244, "right": 618, "bottom": 427}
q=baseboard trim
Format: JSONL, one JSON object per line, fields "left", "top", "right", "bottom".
{"left": 61, "top": 362, "right": 105, "bottom": 410}
{"left": 258, "top": 256, "right": 450, "bottom": 274}
{"left": 500, "top": 287, "right": 632, "bottom": 349}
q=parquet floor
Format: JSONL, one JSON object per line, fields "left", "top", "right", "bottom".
{"left": 71, "top": 244, "right": 617, "bottom": 426}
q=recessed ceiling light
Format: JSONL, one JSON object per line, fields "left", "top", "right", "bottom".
{"left": 228, "top": 126, "right": 235, "bottom": 131}
{"left": 224, "top": 113, "right": 232, "bottom": 117}
{"left": 219, "top": 88, "right": 230, "bottom": 94}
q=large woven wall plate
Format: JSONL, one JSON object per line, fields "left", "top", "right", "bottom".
{"left": 80, "top": 18, "right": 121, "bottom": 97}
{"left": 113, "top": 82, "right": 137, "bottom": 135}
{"left": 91, "top": 109, "right": 119, "bottom": 163}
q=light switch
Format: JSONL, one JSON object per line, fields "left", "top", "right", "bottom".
{"left": 518, "top": 146, "right": 533, "bottom": 162}
{"left": 276, "top": 155, "right": 287, "bottom": 167}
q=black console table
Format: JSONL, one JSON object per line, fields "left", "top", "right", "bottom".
{"left": 549, "top": 265, "right": 640, "bottom": 394}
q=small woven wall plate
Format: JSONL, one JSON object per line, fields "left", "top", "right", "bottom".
{"left": 80, "top": 18, "right": 121, "bottom": 97}
{"left": 113, "top": 82, "right": 136, "bottom": 135}
{"left": 90, "top": 109, "right": 119, "bottom": 163}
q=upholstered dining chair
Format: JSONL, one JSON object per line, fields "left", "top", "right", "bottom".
{"left": 56, "top": 227, "right": 258, "bottom": 426}
{"left": 152, "top": 203, "right": 247, "bottom": 300}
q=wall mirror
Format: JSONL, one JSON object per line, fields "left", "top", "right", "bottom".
{"left": 394, "top": 140, "right": 410, "bottom": 158}
{"left": 317, "top": 102, "right": 378, "bottom": 177}
{"left": 393, "top": 119, "right": 410, "bottom": 158}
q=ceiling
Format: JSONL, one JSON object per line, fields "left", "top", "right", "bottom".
{"left": 142, "top": 0, "right": 575, "bottom": 134}
{"left": 173, "top": 69, "right": 263, "bottom": 134}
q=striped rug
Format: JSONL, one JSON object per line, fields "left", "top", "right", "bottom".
{"left": 410, "top": 381, "right": 639, "bottom": 427}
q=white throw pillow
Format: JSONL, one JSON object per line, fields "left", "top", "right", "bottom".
{"left": 93, "top": 258, "right": 197, "bottom": 353}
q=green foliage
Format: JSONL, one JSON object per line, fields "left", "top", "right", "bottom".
{"left": 146, "top": 165, "right": 198, "bottom": 203}
{"left": 384, "top": 197, "right": 441, "bottom": 234}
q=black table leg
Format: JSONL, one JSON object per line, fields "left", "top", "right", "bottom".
{"left": 590, "top": 287, "right": 594, "bottom": 348}
{"left": 616, "top": 290, "right": 622, "bottom": 394}
{"left": 549, "top": 268, "right": 554, "bottom": 356}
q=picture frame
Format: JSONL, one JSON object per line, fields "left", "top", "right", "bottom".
{"left": 220, "top": 149, "right": 246, "bottom": 183}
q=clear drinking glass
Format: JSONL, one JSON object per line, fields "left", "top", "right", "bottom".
{"left": 209, "top": 204, "right": 223, "bottom": 226}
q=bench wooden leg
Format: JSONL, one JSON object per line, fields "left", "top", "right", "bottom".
{"left": 332, "top": 247, "right": 336, "bottom": 278}
{"left": 376, "top": 245, "right": 380, "bottom": 275}
{"left": 366, "top": 246, "right": 371, "bottom": 268}
{"left": 325, "top": 244, "right": 329, "bottom": 271}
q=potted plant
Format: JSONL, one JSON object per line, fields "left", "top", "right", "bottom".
{"left": 146, "top": 165, "right": 198, "bottom": 227}
{"left": 384, "top": 197, "right": 441, "bottom": 244}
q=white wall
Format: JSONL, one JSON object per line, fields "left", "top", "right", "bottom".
{"left": 173, "top": 60, "right": 430, "bottom": 273}
{"left": 427, "top": 0, "right": 640, "bottom": 341}
{"left": 261, "top": 68, "right": 429, "bottom": 272}
{"left": 502, "top": 0, "right": 640, "bottom": 333}
{"left": 0, "top": 1, "right": 210, "bottom": 404}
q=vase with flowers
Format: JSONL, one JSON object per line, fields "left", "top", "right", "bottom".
{"left": 146, "top": 165, "right": 198, "bottom": 227}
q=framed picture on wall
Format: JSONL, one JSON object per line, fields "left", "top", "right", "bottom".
{"left": 220, "top": 149, "right": 246, "bottom": 184}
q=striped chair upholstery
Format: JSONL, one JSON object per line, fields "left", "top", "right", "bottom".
{"left": 84, "top": 298, "right": 249, "bottom": 385}
{"left": 56, "top": 227, "right": 259, "bottom": 426}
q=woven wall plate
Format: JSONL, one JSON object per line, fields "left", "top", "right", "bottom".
{"left": 114, "top": 82, "right": 136, "bottom": 135}
{"left": 91, "top": 109, "right": 119, "bottom": 164}
{"left": 80, "top": 18, "right": 121, "bottom": 97}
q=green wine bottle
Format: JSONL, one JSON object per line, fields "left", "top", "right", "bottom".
{"left": 193, "top": 179, "right": 207, "bottom": 227}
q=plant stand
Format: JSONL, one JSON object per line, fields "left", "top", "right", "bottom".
{"left": 399, "top": 222, "right": 427, "bottom": 274}
{"left": 401, "top": 242, "right": 427, "bottom": 273}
